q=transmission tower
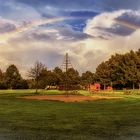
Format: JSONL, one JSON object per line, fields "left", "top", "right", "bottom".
{"left": 61, "top": 53, "right": 73, "bottom": 93}
{"left": 61, "top": 53, "right": 73, "bottom": 72}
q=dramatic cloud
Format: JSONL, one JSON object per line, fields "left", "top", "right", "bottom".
{"left": 0, "top": 1, "right": 140, "bottom": 77}
{"left": 84, "top": 10, "right": 140, "bottom": 38}
{"left": 0, "top": 17, "right": 74, "bottom": 44}
{"left": 82, "top": 10, "right": 140, "bottom": 70}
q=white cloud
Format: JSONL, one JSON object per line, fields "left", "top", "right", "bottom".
{"left": 80, "top": 10, "right": 140, "bottom": 70}
{"left": 0, "top": 10, "right": 140, "bottom": 78}
{"left": 84, "top": 10, "right": 131, "bottom": 38}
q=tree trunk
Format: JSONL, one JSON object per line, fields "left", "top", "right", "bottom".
{"left": 104, "top": 84, "right": 106, "bottom": 90}
{"left": 133, "top": 83, "right": 135, "bottom": 90}
{"left": 35, "top": 79, "right": 39, "bottom": 94}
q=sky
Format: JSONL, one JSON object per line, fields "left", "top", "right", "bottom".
{"left": 0, "top": 0, "right": 140, "bottom": 77}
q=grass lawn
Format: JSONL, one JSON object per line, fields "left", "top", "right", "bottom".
{"left": 0, "top": 90, "right": 140, "bottom": 140}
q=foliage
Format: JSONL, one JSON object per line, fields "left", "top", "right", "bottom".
{"left": 0, "top": 49, "right": 140, "bottom": 90}
{"left": 95, "top": 49, "right": 140, "bottom": 89}
{"left": 80, "top": 71, "right": 94, "bottom": 86}
{"left": 66, "top": 68, "right": 80, "bottom": 85}
{"left": 53, "top": 67, "right": 64, "bottom": 85}
{"left": 5, "top": 65, "right": 23, "bottom": 89}
{"left": 28, "top": 61, "right": 46, "bottom": 93}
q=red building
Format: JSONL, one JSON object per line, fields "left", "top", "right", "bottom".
{"left": 107, "top": 86, "right": 113, "bottom": 90}
{"left": 88, "top": 83, "right": 101, "bottom": 91}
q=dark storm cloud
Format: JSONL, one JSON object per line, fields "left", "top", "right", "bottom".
{"left": 106, "top": 10, "right": 140, "bottom": 36}
{"left": 116, "top": 11, "right": 140, "bottom": 27}
{"left": 105, "top": 25, "right": 134, "bottom": 36}
{"left": 94, "top": 25, "right": 135, "bottom": 37}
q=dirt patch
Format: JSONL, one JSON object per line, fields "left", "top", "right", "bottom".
{"left": 91, "top": 96, "right": 123, "bottom": 100}
{"left": 19, "top": 95, "right": 123, "bottom": 102}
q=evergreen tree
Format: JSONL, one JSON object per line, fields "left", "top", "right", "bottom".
{"left": 5, "top": 65, "right": 22, "bottom": 89}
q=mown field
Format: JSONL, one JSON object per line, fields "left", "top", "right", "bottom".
{"left": 0, "top": 90, "right": 140, "bottom": 140}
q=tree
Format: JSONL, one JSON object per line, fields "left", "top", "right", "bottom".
{"left": 39, "top": 69, "right": 58, "bottom": 88}
{"left": 0, "top": 69, "right": 3, "bottom": 80}
{"left": 28, "top": 61, "right": 45, "bottom": 94}
{"left": 65, "top": 68, "right": 80, "bottom": 90}
{"left": 0, "top": 69, "right": 7, "bottom": 89}
{"left": 53, "top": 67, "right": 64, "bottom": 86}
{"left": 5, "top": 65, "right": 22, "bottom": 89}
{"left": 108, "top": 54, "right": 126, "bottom": 89}
{"left": 81, "top": 71, "right": 94, "bottom": 86}
{"left": 16, "top": 80, "right": 29, "bottom": 89}
{"left": 95, "top": 61, "right": 111, "bottom": 89}
{"left": 123, "top": 50, "right": 140, "bottom": 89}
{"left": 38, "top": 68, "right": 48, "bottom": 89}
{"left": 95, "top": 50, "right": 140, "bottom": 89}
{"left": 136, "top": 49, "right": 140, "bottom": 87}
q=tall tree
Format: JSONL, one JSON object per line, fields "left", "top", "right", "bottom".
{"left": 5, "top": 64, "right": 22, "bottom": 89}
{"left": 38, "top": 68, "right": 48, "bottom": 89}
{"left": 44, "top": 70, "right": 58, "bottom": 86}
{"left": 0, "top": 69, "right": 3, "bottom": 80}
{"left": 0, "top": 69, "right": 7, "bottom": 89}
{"left": 65, "top": 68, "right": 80, "bottom": 90}
{"left": 53, "top": 67, "right": 64, "bottom": 86}
{"left": 28, "top": 61, "right": 45, "bottom": 94}
{"left": 123, "top": 50, "right": 140, "bottom": 89}
{"left": 81, "top": 71, "right": 94, "bottom": 86}
{"left": 95, "top": 61, "right": 111, "bottom": 89}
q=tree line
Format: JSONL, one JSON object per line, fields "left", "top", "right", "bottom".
{"left": 0, "top": 62, "right": 81, "bottom": 90}
{"left": 0, "top": 49, "right": 140, "bottom": 90}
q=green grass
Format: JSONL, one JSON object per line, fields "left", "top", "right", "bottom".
{"left": 0, "top": 90, "right": 140, "bottom": 140}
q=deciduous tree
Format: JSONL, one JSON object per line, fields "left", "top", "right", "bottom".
{"left": 28, "top": 61, "right": 45, "bottom": 94}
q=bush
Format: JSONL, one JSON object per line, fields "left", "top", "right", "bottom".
{"left": 0, "top": 82, "right": 8, "bottom": 89}
{"left": 124, "top": 90, "right": 131, "bottom": 95}
{"left": 124, "top": 90, "right": 140, "bottom": 95}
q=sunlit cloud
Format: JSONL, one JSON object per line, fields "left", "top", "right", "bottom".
{"left": 0, "top": 0, "right": 140, "bottom": 77}
{"left": 0, "top": 17, "right": 75, "bottom": 44}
